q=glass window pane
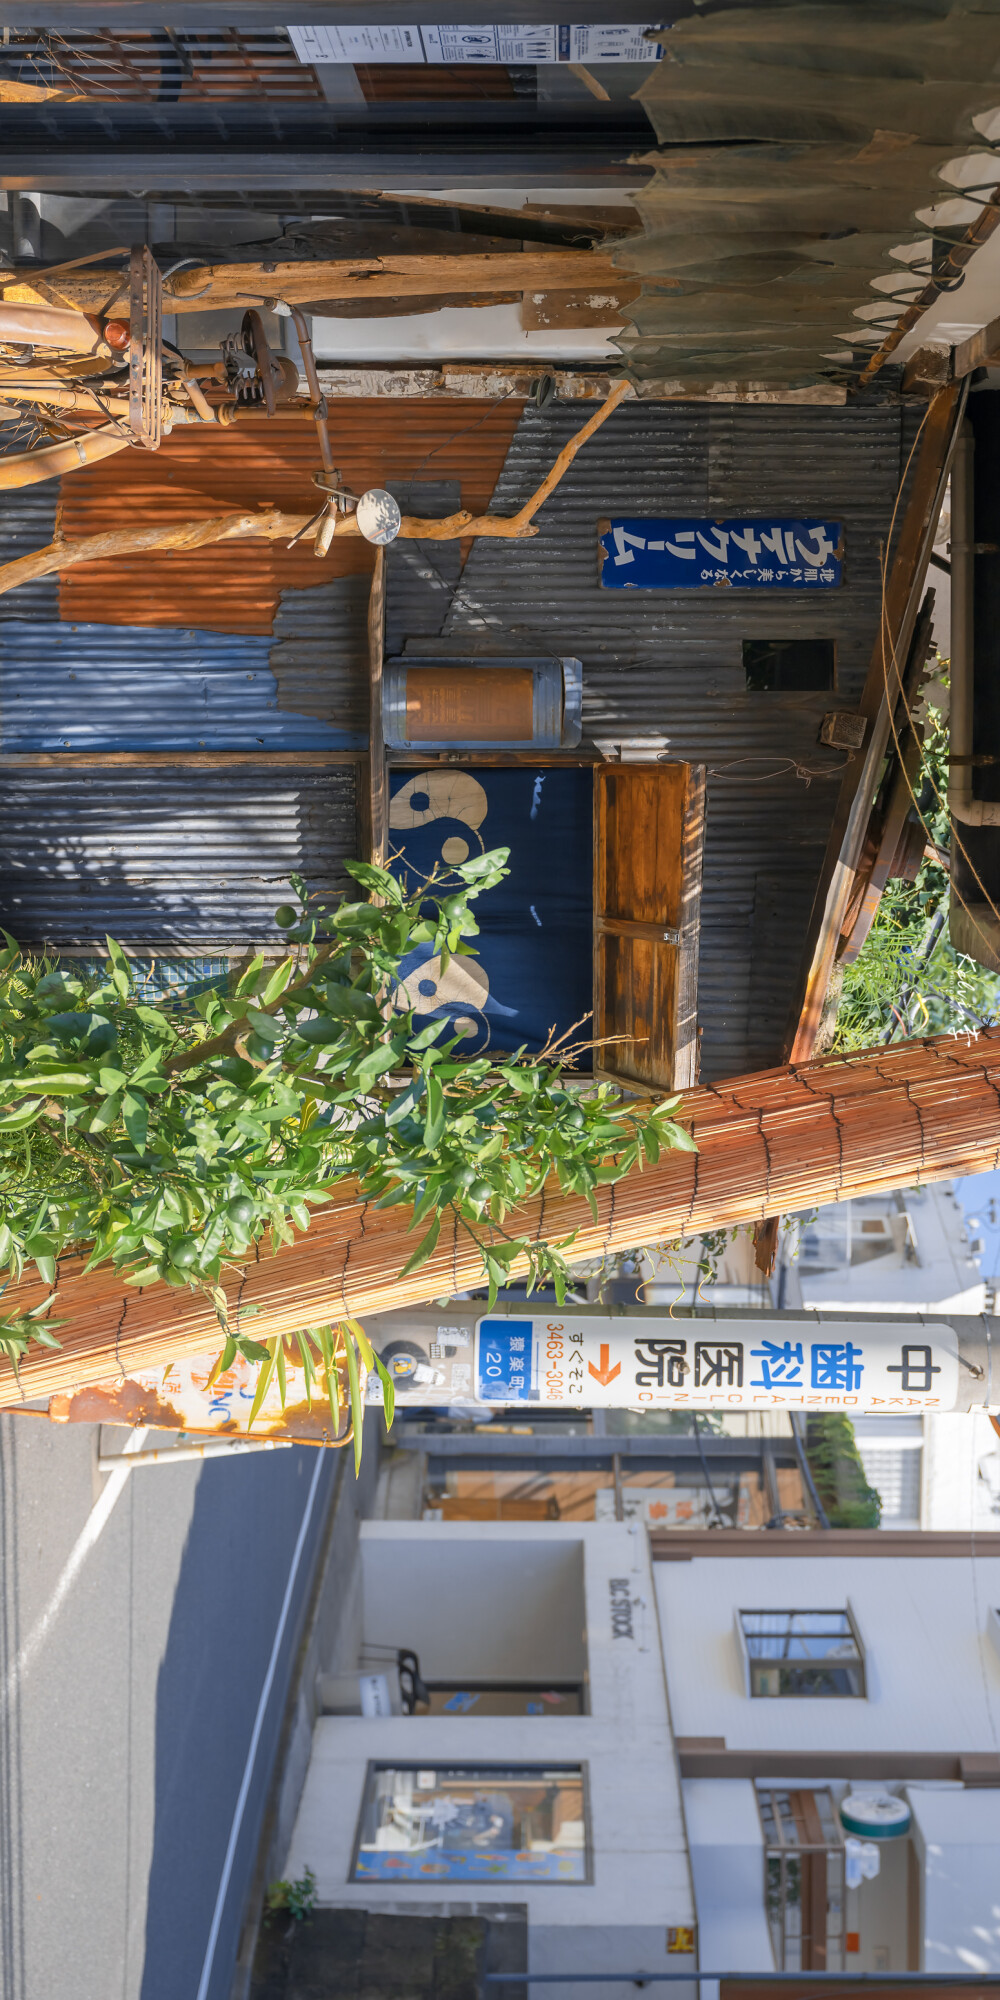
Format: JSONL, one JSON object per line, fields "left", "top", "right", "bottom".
{"left": 424, "top": 1687, "right": 584, "bottom": 1717}
{"left": 353, "top": 1765, "right": 588, "bottom": 1883}
{"left": 426, "top": 1471, "right": 614, "bottom": 1522}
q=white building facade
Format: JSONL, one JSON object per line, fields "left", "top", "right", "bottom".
{"left": 284, "top": 1517, "right": 1000, "bottom": 1998}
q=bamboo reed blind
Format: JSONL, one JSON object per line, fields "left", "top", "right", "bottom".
{"left": 4, "top": 1026, "right": 1000, "bottom": 1409}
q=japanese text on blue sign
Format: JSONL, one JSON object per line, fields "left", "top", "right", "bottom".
{"left": 599, "top": 518, "right": 843, "bottom": 590}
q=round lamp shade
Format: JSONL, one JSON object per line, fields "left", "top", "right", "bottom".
{"left": 840, "top": 1793, "right": 911, "bottom": 1841}
{"left": 356, "top": 487, "right": 402, "bottom": 545}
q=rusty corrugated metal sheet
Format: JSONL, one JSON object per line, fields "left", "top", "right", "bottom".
{"left": 56, "top": 401, "right": 523, "bottom": 635}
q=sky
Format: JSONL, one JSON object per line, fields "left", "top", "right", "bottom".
{"left": 955, "top": 1168, "right": 1000, "bottom": 1284}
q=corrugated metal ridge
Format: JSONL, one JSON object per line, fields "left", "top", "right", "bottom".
{"left": 57, "top": 402, "right": 523, "bottom": 635}
{"left": 432, "top": 397, "right": 907, "bottom": 1081}
{"left": 269, "top": 574, "right": 370, "bottom": 741}
{"left": 0, "top": 620, "right": 361, "bottom": 751}
{"left": 0, "top": 764, "right": 359, "bottom": 949}
{"left": 0, "top": 487, "right": 59, "bottom": 623}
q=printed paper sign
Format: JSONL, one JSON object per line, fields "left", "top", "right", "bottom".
{"left": 599, "top": 517, "right": 843, "bottom": 589}
{"left": 289, "top": 23, "right": 662, "bottom": 64}
{"left": 475, "top": 1315, "right": 960, "bottom": 1412}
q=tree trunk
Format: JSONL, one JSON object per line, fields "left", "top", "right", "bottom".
{"left": 2, "top": 1027, "right": 998, "bottom": 1407}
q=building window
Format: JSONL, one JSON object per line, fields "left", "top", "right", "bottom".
{"left": 743, "top": 638, "right": 836, "bottom": 690}
{"left": 422, "top": 1684, "right": 584, "bottom": 1717}
{"left": 740, "top": 1609, "right": 865, "bottom": 1697}
{"left": 759, "top": 1786, "right": 847, "bottom": 1969}
{"left": 352, "top": 1763, "right": 589, "bottom": 1883}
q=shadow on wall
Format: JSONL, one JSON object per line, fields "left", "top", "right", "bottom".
{"left": 249, "top": 1906, "right": 528, "bottom": 2000}
{"left": 0, "top": 765, "right": 359, "bottom": 951}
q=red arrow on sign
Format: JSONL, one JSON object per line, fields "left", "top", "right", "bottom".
{"left": 588, "top": 1344, "right": 621, "bottom": 1387}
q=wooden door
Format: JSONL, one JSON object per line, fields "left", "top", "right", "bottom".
{"left": 593, "top": 761, "right": 705, "bottom": 1091}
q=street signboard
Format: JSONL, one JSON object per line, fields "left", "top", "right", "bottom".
{"left": 474, "top": 1312, "right": 960, "bottom": 1413}
{"left": 598, "top": 517, "right": 843, "bottom": 590}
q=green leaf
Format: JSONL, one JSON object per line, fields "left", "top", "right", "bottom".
{"left": 0, "top": 1100, "right": 44, "bottom": 1131}
{"left": 423, "top": 1071, "right": 446, "bottom": 1150}
{"left": 105, "top": 936, "right": 133, "bottom": 1000}
{"left": 294, "top": 1329, "right": 316, "bottom": 1405}
{"left": 8, "top": 1071, "right": 90, "bottom": 1093}
{"left": 660, "top": 1121, "right": 697, "bottom": 1153}
{"left": 235, "top": 953, "right": 266, "bottom": 998}
{"left": 246, "top": 1341, "right": 278, "bottom": 1431}
{"left": 315, "top": 1324, "right": 341, "bottom": 1436}
{"left": 374, "top": 1355, "right": 395, "bottom": 1433}
{"left": 275, "top": 1336, "right": 287, "bottom": 1408}
{"left": 397, "top": 1213, "right": 440, "bottom": 1280}
{"left": 122, "top": 1092, "right": 149, "bottom": 1152}
{"left": 343, "top": 1325, "right": 364, "bottom": 1478}
{"left": 343, "top": 860, "right": 403, "bottom": 903}
{"left": 90, "top": 1090, "right": 124, "bottom": 1134}
{"left": 262, "top": 956, "right": 295, "bottom": 1007}
{"left": 642, "top": 1122, "right": 660, "bottom": 1164}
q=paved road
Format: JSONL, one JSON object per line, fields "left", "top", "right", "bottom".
{"left": 0, "top": 1414, "right": 335, "bottom": 2000}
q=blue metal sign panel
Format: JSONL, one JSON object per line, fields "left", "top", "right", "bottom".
{"left": 477, "top": 1317, "right": 535, "bottom": 1400}
{"left": 598, "top": 517, "right": 843, "bottom": 590}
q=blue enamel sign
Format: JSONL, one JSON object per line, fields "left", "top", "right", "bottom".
{"left": 599, "top": 517, "right": 843, "bottom": 589}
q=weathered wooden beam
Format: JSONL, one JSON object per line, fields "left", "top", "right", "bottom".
{"left": 954, "top": 313, "right": 1000, "bottom": 378}
{"left": 1, "top": 251, "right": 627, "bottom": 316}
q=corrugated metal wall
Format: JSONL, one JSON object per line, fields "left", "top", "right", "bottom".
{"left": 0, "top": 620, "right": 361, "bottom": 751}
{"left": 56, "top": 402, "right": 523, "bottom": 634}
{"left": 0, "top": 487, "right": 59, "bottom": 623}
{"left": 0, "top": 765, "right": 357, "bottom": 950}
{"left": 269, "top": 576, "right": 369, "bottom": 746}
{"left": 387, "top": 398, "right": 911, "bottom": 1080}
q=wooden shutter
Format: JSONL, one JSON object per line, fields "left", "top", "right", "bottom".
{"left": 593, "top": 762, "right": 705, "bottom": 1091}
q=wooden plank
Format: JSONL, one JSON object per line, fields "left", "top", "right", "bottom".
{"left": 2, "top": 252, "right": 625, "bottom": 316}
{"left": 593, "top": 762, "right": 704, "bottom": 1092}
{"left": 954, "top": 310, "right": 1000, "bottom": 378}
{"left": 367, "top": 546, "right": 387, "bottom": 866}
{"left": 595, "top": 915, "right": 681, "bottom": 944}
{"left": 519, "top": 283, "right": 639, "bottom": 331}
{"left": 787, "top": 384, "right": 961, "bottom": 1063}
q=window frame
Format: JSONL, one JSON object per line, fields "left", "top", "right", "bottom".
{"left": 350, "top": 1759, "right": 594, "bottom": 1885}
{"left": 737, "top": 1606, "right": 866, "bottom": 1699}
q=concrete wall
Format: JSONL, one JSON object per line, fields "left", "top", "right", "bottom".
{"left": 655, "top": 1553, "right": 1000, "bottom": 1752}
{"left": 909, "top": 1787, "right": 1000, "bottom": 1971}
{"left": 285, "top": 1521, "right": 695, "bottom": 2000}
{"left": 359, "top": 1523, "right": 586, "bottom": 1683}
{"left": 682, "top": 1779, "right": 773, "bottom": 1975}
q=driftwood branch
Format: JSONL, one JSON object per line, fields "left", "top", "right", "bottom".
{"left": 0, "top": 380, "right": 632, "bottom": 597}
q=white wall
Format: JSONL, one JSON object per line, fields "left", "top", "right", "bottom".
{"left": 360, "top": 1523, "right": 586, "bottom": 1682}
{"left": 909, "top": 1787, "right": 1000, "bottom": 1971}
{"left": 286, "top": 1522, "right": 695, "bottom": 2000}
{"left": 682, "top": 1779, "right": 773, "bottom": 1975}
{"left": 655, "top": 1553, "right": 1000, "bottom": 1751}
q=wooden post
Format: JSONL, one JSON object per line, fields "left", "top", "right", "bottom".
{"left": 2, "top": 1026, "right": 1000, "bottom": 1406}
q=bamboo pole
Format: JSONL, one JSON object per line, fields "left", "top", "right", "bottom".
{"left": 2, "top": 1027, "right": 1000, "bottom": 1407}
